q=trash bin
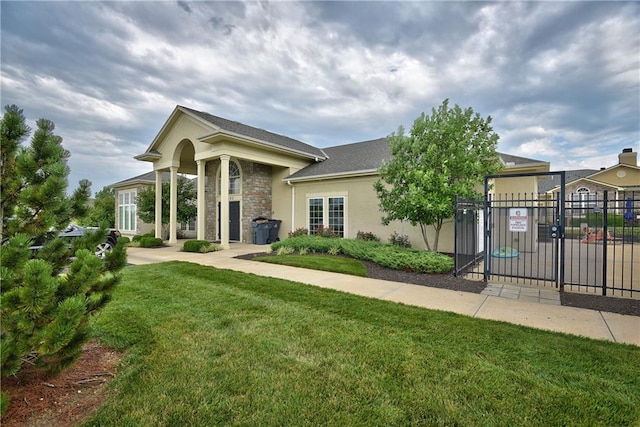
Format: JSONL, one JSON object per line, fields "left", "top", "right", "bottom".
{"left": 266, "top": 219, "right": 282, "bottom": 243}
{"left": 251, "top": 217, "right": 270, "bottom": 245}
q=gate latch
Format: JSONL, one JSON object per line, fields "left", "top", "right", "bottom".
{"left": 549, "top": 225, "right": 562, "bottom": 239}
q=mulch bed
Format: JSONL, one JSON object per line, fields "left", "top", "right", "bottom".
{"left": 236, "top": 252, "right": 640, "bottom": 317}
{"left": 1, "top": 341, "right": 121, "bottom": 427}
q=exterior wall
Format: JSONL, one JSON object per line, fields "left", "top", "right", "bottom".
{"left": 114, "top": 184, "right": 154, "bottom": 238}
{"left": 591, "top": 165, "right": 640, "bottom": 188}
{"left": 205, "top": 159, "right": 275, "bottom": 243}
{"left": 240, "top": 160, "right": 272, "bottom": 243}
{"left": 291, "top": 175, "right": 456, "bottom": 253}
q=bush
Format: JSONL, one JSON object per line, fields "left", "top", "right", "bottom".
{"left": 272, "top": 236, "right": 453, "bottom": 274}
{"left": 389, "top": 231, "right": 411, "bottom": 248}
{"left": 314, "top": 226, "right": 339, "bottom": 238}
{"left": 356, "top": 231, "right": 380, "bottom": 242}
{"left": 132, "top": 233, "right": 154, "bottom": 243}
{"left": 182, "top": 240, "right": 212, "bottom": 253}
{"left": 118, "top": 236, "right": 131, "bottom": 244}
{"left": 288, "top": 227, "right": 309, "bottom": 238}
{"left": 139, "top": 236, "right": 163, "bottom": 248}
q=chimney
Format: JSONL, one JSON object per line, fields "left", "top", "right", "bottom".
{"left": 618, "top": 148, "right": 637, "bottom": 167}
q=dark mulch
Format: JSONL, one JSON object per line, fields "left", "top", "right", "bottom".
{"left": 236, "top": 252, "right": 639, "bottom": 317}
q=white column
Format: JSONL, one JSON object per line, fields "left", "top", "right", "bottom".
{"left": 196, "top": 160, "right": 206, "bottom": 241}
{"left": 169, "top": 166, "right": 178, "bottom": 244}
{"left": 220, "top": 155, "right": 230, "bottom": 249}
{"left": 155, "top": 170, "right": 163, "bottom": 239}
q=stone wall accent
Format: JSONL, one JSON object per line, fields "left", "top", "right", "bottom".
{"left": 205, "top": 160, "right": 219, "bottom": 241}
{"left": 240, "top": 160, "right": 272, "bottom": 243}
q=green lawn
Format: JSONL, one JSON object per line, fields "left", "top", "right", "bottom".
{"left": 253, "top": 254, "right": 368, "bottom": 277}
{"left": 89, "top": 261, "right": 640, "bottom": 426}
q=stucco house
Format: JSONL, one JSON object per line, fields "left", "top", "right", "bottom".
{"left": 111, "top": 105, "right": 549, "bottom": 252}
{"left": 538, "top": 147, "right": 640, "bottom": 216}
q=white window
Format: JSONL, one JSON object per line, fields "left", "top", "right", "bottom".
{"left": 118, "top": 190, "right": 137, "bottom": 232}
{"left": 180, "top": 218, "right": 196, "bottom": 232}
{"left": 571, "top": 187, "right": 597, "bottom": 215}
{"left": 218, "top": 160, "right": 241, "bottom": 195}
{"left": 307, "top": 196, "right": 345, "bottom": 237}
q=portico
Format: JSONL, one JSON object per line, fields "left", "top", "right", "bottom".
{"left": 134, "top": 105, "right": 325, "bottom": 248}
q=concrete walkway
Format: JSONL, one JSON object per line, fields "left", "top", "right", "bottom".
{"left": 125, "top": 243, "right": 639, "bottom": 347}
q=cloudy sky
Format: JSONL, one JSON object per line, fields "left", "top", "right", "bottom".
{"left": 1, "top": 1, "right": 639, "bottom": 194}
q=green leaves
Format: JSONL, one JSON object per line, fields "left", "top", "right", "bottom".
{"left": 375, "top": 99, "right": 501, "bottom": 251}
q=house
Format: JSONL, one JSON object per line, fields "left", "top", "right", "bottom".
{"left": 112, "top": 105, "right": 549, "bottom": 252}
{"left": 539, "top": 148, "right": 640, "bottom": 216}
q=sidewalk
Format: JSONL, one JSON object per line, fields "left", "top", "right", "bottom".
{"left": 125, "top": 243, "right": 639, "bottom": 346}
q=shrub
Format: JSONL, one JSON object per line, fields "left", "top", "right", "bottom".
{"left": 182, "top": 240, "right": 212, "bottom": 253}
{"left": 328, "top": 246, "right": 341, "bottom": 256}
{"left": 389, "top": 232, "right": 411, "bottom": 248}
{"left": 272, "top": 235, "right": 453, "bottom": 274}
{"left": 288, "top": 227, "right": 309, "bottom": 238}
{"left": 118, "top": 236, "right": 131, "bottom": 244}
{"left": 200, "top": 244, "right": 221, "bottom": 253}
{"left": 139, "top": 236, "right": 163, "bottom": 248}
{"left": 277, "top": 246, "right": 295, "bottom": 255}
{"left": 314, "top": 226, "right": 339, "bottom": 238}
{"left": 132, "top": 233, "right": 154, "bottom": 243}
{"left": 356, "top": 231, "right": 380, "bottom": 242}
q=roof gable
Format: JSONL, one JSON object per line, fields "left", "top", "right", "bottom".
{"left": 180, "top": 106, "right": 326, "bottom": 159}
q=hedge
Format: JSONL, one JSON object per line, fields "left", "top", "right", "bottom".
{"left": 271, "top": 236, "right": 453, "bottom": 274}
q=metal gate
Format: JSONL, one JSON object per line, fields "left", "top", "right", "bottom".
{"left": 454, "top": 173, "right": 639, "bottom": 298}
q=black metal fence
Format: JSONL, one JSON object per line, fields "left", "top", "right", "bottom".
{"left": 455, "top": 189, "right": 639, "bottom": 298}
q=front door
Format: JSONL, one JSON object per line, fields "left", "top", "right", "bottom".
{"left": 218, "top": 201, "right": 240, "bottom": 241}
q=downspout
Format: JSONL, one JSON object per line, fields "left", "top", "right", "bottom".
{"left": 287, "top": 180, "right": 295, "bottom": 232}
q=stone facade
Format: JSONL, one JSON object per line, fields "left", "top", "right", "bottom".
{"left": 240, "top": 160, "right": 273, "bottom": 242}
{"left": 203, "top": 159, "right": 273, "bottom": 243}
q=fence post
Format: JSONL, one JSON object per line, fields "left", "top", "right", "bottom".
{"left": 602, "top": 190, "right": 608, "bottom": 296}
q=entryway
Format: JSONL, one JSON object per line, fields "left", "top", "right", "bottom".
{"left": 218, "top": 201, "right": 240, "bottom": 241}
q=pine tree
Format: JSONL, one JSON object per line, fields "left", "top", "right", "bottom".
{"left": 1, "top": 105, "right": 126, "bottom": 387}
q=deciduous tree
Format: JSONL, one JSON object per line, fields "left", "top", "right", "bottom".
{"left": 136, "top": 175, "right": 197, "bottom": 226}
{"left": 374, "top": 99, "right": 501, "bottom": 251}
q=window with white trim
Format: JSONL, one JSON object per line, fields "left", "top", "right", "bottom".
{"left": 307, "top": 196, "right": 345, "bottom": 237}
{"left": 217, "top": 160, "right": 241, "bottom": 195}
{"left": 308, "top": 198, "right": 324, "bottom": 235}
{"left": 118, "top": 190, "right": 137, "bottom": 232}
{"left": 571, "top": 187, "right": 596, "bottom": 215}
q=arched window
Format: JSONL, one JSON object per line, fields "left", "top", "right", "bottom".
{"left": 572, "top": 187, "right": 596, "bottom": 215}
{"left": 218, "top": 160, "right": 241, "bottom": 195}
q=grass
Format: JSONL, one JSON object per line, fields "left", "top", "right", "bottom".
{"left": 88, "top": 262, "right": 640, "bottom": 426}
{"left": 253, "top": 254, "right": 368, "bottom": 277}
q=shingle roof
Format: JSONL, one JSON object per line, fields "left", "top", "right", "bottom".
{"left": 287, "top": 138, "right": 546, "bottom": 181}
{"left": 537, "top": 169, "right": 598, "bottom": 193}
{"left": 287, "top": 138, "right": 390, "bottom": 180}
{"left": 180, "top": 106, "right": 326, "bottom": 159}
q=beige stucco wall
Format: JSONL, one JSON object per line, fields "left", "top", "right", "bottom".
{"left": 290, "top": 175, "right": 456, "bottom": 253}
{"left": 114, "top": 184, "right": 155, "bottom": 238}
{"left": 587, "top": 165, "right": 640, "bottom": 188}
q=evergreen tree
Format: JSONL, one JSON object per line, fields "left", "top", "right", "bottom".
{"left": 0, "top": 105, "right": 126, "bottom": 390}
{"left": 79, "top": 186, "right": 116, "bottom": 228}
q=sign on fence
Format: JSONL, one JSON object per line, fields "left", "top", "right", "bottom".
{"left": 509, "top": 208, "right": 528, "bottom": 232}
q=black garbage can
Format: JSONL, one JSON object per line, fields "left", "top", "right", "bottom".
{"left": 266, "top": 219, "right": 282, "bottom": 243}
{"left": 251, "top": 218, "right": 270, "bottom": 245}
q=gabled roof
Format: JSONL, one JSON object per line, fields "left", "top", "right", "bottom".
{"left": 287, "top": 138, "right": 546, "bottom": 182}
{"left": 111, "top": 171, "right": 198, "bottom": 188}
{"left": 537, "top": 169, "right": 598, "bottom": 193}
{"left": 179, "top": 106, "right": 326, "bottom": 160}
{"left": 287, "top": 138, "right": 390, "bottom": 181}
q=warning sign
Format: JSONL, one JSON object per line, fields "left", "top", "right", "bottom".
{"left": 509, "top": 208, "right": 528, "bottom": 232}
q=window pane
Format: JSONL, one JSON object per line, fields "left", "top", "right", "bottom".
{"left": 328, "top": 197, "right": 344, "bottom": 237}
{"left": 309, "top": 198, "right": 323, "bottom": 234}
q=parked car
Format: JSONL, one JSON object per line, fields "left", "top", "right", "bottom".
{"left": 30, "top": 224, "right": 121, "bottom": 258}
